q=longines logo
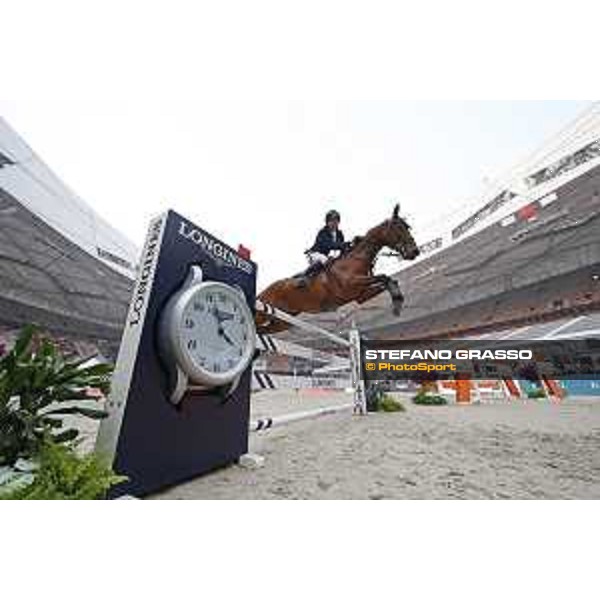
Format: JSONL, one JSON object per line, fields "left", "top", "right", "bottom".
{"left": 129, "top": 218, "right": 163, "bottom": 327}
{"left": 178, "top": 221, "right": 254, "bottom": 274}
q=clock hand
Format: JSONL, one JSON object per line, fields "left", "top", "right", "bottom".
{"left": 212, "top": 306, "right": 235, "bottom": 324}
{"left": 214, "top": 306, "right": 234, "bottom": 322}
{"left": 211, "top": 305, "right": 224, "bottom": 324}
{"left": 217, "top": 326, "right": 236, "bottom": 346}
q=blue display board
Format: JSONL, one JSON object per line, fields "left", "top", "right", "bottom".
{"left": 96, "top": 210, "right": 257, "bottom": 497}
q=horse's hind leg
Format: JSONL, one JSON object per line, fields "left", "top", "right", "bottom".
{"left": 256, "top": 319, "right": 291, "bottom": 335}
{"left": 255, "top": 309, "right": 292, "bottom": 335}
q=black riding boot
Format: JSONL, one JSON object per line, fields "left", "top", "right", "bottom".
{"left": 296, "top": 262, "right": 323, "bottom": 288}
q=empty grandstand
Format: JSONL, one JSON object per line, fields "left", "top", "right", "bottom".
{"left": 284, "top": 103, "right": 600, "bottom": 346}
{"left": 364, "top": 162, "right": 600, "bottom": 339}
{"left": 2, "top": 103, "right": 600, "bottom": 370}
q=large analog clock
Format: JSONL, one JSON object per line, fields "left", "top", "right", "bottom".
{"left": 158, "top": 265, "right": 256, "bottom": 405}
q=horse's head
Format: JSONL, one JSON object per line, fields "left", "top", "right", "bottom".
{"left": 379, "top": 204, "right": 420, "bottom": 260}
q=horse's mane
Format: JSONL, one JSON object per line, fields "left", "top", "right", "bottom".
{"left": 342, "top": 214, "right": 411, "bottom": 259}
{"left": 342, "top": 219, "right": 388, "bottom": 255}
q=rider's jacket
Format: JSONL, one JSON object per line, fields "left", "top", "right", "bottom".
{"left": 309, "top": 226, "right": 346, "bottom": 255}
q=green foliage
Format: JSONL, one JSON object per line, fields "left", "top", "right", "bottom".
{"left": 412, "top": 392, "right": 448, "bottom": 406}
{"left": 0, "top": 325, "right": 112, "bottom": 466}
{"left": 377, "top": 394, "right": 405, "bottom": 412}
{"left": 0, "top": 443, "right": 126, "bottom": 500}
{"left": 366, "top": 383, "right": 405, "bottom": 412}
{"left": 527, "top": 388, "right": 547, "bottom": 399}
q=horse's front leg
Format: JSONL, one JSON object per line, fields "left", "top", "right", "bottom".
{"left": 350, "top": 274, "right": 404, "bottom": 315}
{"left": 371, "top": 274, "right": 404, "bottom": 316}
{"left": 355, "top": 283, "right": 386, "bottom": 305}
{"left": 385, "top": 276, "right": 404, "bottom": 316}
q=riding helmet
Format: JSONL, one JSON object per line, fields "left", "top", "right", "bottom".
{"left": 325, "top": 209, "right": 340, "bottom": 223}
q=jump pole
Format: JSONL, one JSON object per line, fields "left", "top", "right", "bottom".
{"left": 255, "top": 300, "right": 367, "bottom": 415}
{"left": 250, "top": 402, "right": 354, "bottom": 432}
{"left": 255, "top": 333, "right": 350, "bottom": 367}
{"left": 256, "top": 300, "right": 351, "bottom": 347}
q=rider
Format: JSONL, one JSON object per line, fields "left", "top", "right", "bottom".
{"left": 297, "top": 209, "right": 346, "bottom": 286}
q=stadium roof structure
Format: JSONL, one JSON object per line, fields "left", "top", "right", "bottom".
{"left": 0, "top": 117, "right": 139, "bottom": 344}
{"left": 278, "top": 102, "right": 600, "bottom": 346}
{"left": 402, "top": 102, "right": 600, "bottom": 261}
{"left": 2, "top": 103, "right": 600, "bottom": 352}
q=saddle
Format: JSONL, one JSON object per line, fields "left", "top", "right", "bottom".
{"left": 293, "top": 257, "right": 332, "bottom": 284}
{"left": 293, "top": 238, "right": 360, "bottom": 286}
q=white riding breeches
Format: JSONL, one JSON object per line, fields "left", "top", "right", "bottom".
{"left": 307, "top": 251, "right": 328, "bottom": 265}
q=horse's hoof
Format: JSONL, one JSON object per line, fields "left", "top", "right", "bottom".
{"left": 392, "top": 306, "right": 402, "bottom": 316}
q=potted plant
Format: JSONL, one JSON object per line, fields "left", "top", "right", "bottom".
{"left": 0, "top": 325, "right": 116, "bottom": 496}
{"left": 0, "top": 442, "right": 126, "bottom": 500}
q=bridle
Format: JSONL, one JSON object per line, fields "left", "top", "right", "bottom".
{"left": 383, "top": 218, "right": 414, "bottom": 260}
{"left": 346, "top": 216, "right": 415, "bottom": 265}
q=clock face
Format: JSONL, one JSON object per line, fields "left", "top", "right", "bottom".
{"left": 176, "top": 282, "right": 255, "bottom": 384}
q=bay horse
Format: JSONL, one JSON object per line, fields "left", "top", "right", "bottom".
{"left": 256, "top": 204, "right": 420, "bottom": 334}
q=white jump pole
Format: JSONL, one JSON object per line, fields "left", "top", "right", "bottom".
{"left": 250, "top": 402, "right": 354, "bottom": 432}
{"left": 256, "top": 300, "right": 351, "bottom": 348}
{"left": 349, "top": 327, "right": 367, "bottom": 415}
{"left": 255, "top": 332, "right": 349, "bottom": 366}
{"left": 255, "top": 300, "right": 367, "bottom": 415}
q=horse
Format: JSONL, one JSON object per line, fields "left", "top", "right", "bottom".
{"left": 256, "top": 204, "right": 420, "bottom": 334}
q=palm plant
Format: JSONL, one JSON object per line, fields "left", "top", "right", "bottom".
{"left": 0, "top": 326, "right": 112, "bottom": 466}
